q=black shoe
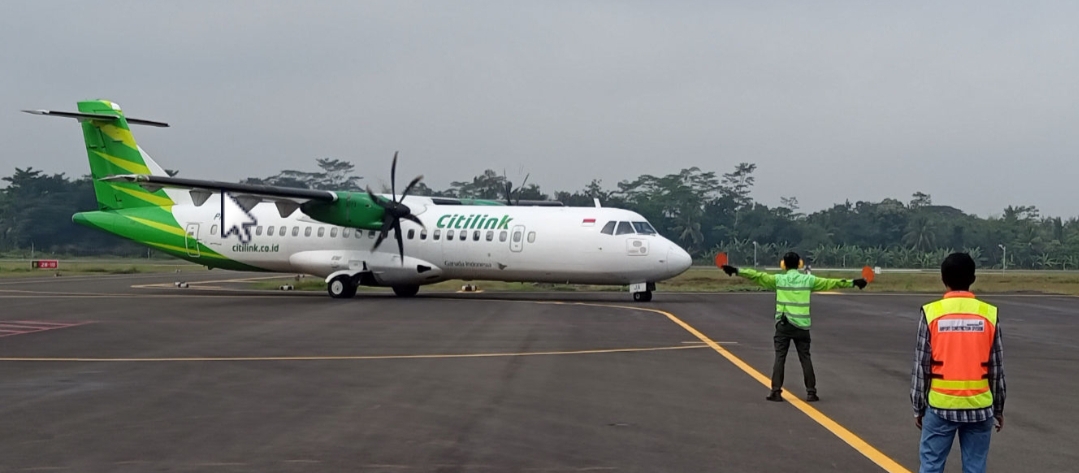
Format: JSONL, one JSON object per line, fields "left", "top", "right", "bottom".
{"left": 766, "top": 392, "right": 783, "bottom": 402}
{"left": 806, "top": 394, "right": 820, "bottom": 402}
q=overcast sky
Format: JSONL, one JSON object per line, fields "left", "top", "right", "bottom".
{"left": 3, "top": 1, "right": 1077, "bottom": 218}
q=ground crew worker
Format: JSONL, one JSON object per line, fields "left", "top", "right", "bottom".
{"left": 722, "top": 251, "right": 867, "bottom": 402}
{"left": 911, "top": 252, "right": 1005, "bottom": 473}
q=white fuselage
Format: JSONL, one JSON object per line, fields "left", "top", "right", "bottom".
{"left": 173, "top": 195, "right": 693, "bottom": 287}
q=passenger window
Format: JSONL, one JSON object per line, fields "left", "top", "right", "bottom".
{"left": 255, "top": 226, "right": 263, "bottom": 236}
{"left": 210, "top": 225, "right": 218, "bottom": 235}
{"left": 527, "top": 231, "right": 536, "bottom": 243}
{"left": 292, "top": 227, "right": 300, "bottom": 237}
{"left": 486, "top": 230, "right": 494, "bottom": 241}
{"left": 342, "top": 228, "right": 351, "bottom": 238}
{"left": 459, "top": 231, "right": 467, "bottom": 241}
{"left": 305, "top": 227, "right": 313, "bottom": 237}
{"left": 331, "top": 227, "right": 338, "bottom": 238}
{"left": 434, "top": 229, "right": 441, "bottom": 240}
{"left": 420, "top": 230, "right": 427, "bottom": 240}
{"left": 600, "top": 221, "right": 616, "bottom": 235}
{"left": 513, "top": 231, "right": 522, "bottom": 243}
{"left": 500, "top": 231, "right": 508, "bottom": 242}
{"left": 447, "top": 230, "right": 455, "bottom": 240}
{"left": 408, "top": 229, "right": 415, "bottom": 240}
{"left": 472, "top": 230, "right": 480, "bottom": 241}
{"left": 368, "top": 230, "right": 376, "bottom": 239}
{"left": 616, "top": 221, "right": 634, "bottom": 235}
{"left": 267, "top": 226, "right": 274, "bottom": 236}
{"left": 317, "top": 227, "right": 325, "bottom": 237}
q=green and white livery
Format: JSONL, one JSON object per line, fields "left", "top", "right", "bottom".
{"left": 27, "top": 100, "right": 692, "bottom": 302}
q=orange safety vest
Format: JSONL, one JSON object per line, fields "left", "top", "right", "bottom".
{"left": 923, "top": 292, "right": 997, "bottom": 410}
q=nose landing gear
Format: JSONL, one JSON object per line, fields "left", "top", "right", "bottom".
{"left": 630, "top": 282, "right": 656, "bottom": 303}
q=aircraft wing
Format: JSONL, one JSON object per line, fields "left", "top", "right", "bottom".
{"left": 102, "top": 174, "right": 337, "bottom": 217}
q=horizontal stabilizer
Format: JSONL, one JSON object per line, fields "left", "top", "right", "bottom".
{"left": 22, "top": 109, "right": 169, "bottom": 127}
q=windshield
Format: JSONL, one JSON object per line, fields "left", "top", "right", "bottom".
{"left": 632, "top": 221, "right": 657, "bottom": 235}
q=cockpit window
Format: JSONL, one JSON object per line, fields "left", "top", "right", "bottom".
{"left": 632, "top": 221, "right": 657, "bottom": 235}
{"left": 600, "top": 221, "right": 616, "bottom": 235}
{"left": 615, "top": 221, "right": 635, "bottom": 235}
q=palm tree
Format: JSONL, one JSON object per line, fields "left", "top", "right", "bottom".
{"left": 1062, "top": 254, "right": 1079, "bottom": 271}
{"left": 1034, "top": 253, "right": 1057, "bottom": 270}
{"left": 863, "top": 246, "right": 890, "bottom": 267}
{"left": 963, "top": 247, "right": 985, "bottom": 266}
{"left": 673, "top": 219, "right": 704, "bottom": 254}
{"left": 903, "top": 215, "right": 937, "bottom": 251}
{"left": 810, "top": 244, "right": 835, "bottom": 267}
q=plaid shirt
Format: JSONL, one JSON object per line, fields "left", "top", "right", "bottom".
{"left": 910, "top": 307, "right": 1006, "bottom": 422}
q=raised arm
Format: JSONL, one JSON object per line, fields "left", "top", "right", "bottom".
{"left": 811, "top": 275, "right": 855, "bottom": 291}
{"left": 734, "top": 268, "right": 777, "bottom": 290}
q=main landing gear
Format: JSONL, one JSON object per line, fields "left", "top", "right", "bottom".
{"left": 328, "top": 274, "right": 358, "bottom": 299}
{"left": 633, "top": 291, "right": 653, "bottom": 302}
{"left": 327, "top": 276, "right": 421, "bottom": 299}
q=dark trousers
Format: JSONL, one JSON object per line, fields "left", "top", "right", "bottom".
{"left": 771, "top": 318, "right": 816, "bottom": 395}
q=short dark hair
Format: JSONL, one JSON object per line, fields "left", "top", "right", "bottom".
{"left": 783, "top": 252, "right": 801, "bottom": 270}
{"left": 941, "top": 252, "right": 976, "bottom": 291}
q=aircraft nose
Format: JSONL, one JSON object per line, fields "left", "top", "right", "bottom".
{"left": 667, "top": 244, "right": 692, "bottom": 275}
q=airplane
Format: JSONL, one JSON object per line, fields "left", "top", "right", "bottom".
{"left": 24, "top": 100, "right": 693, "bottom": 302}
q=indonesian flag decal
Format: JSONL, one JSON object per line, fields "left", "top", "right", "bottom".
{"left": 582, "top": 218, "right": 596, "bottom": 226}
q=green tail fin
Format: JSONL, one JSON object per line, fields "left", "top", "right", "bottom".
{"left": 75, "top": 100, "right": 174, "bottom": 210}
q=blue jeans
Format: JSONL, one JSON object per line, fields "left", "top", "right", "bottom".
{"left": 919, "top": 410, "right": 994, "bottom": 473}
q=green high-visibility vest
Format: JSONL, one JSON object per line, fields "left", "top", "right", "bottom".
{"left": 774, "top": 271, "right": 815, "bottom": 329}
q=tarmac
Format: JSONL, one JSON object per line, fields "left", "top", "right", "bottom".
{"left": 0, "top": 271, "right": 1076, "bottom": 472}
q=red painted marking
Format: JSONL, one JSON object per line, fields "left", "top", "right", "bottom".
{"left": 0, "top": 321, "right": 93, "bottom": 338}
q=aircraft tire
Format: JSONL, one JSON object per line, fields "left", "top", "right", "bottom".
{"left": 328, "top": 275, "right": 357, "bottom": 299}
{"left": 633, "top": 291, "right": 653, "bottom": 303}
{"left": 392, "top": 285, "right": 420, "bottom": 297}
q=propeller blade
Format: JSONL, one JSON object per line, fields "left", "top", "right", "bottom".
{"left": 390, "top": 151, "right": 398, "bottom": 202}
{"left": 366, "top": 186, "right": 392, "bottom": 209}
{"left": 402, "top": 214, "right": 425, "bottom": 229}
{"left": 400, "top": 175, "right": 424, "bottom": 201}
{"left": 372, "top": 230, "right": 385, "bottom": 251}
{"left": 516, "top": 174, "right": 530, "bottom": 205}
{"left": 393, "top": 219, "right": 405, "bottom": 265}
{"left": 371, "top": 218, "right": 394, "bottom": 251}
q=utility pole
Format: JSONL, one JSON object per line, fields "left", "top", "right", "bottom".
{"left": 753, "top": 241, "right": 758, "bottom": 268}
{"left": 999, "top": 244, "right": 1007, "bottom": 272}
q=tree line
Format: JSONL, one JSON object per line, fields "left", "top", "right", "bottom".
{"left": 2, "top": 159, "right": 1077, "bottom": 270}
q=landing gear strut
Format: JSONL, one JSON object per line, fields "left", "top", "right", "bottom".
{"left": 328, "top": 275, "right": 358, "bottom": 299}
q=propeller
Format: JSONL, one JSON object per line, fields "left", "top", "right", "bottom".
{"left": 367, "top": 152, "right": 424, "bottom": 264}
{"left": 502, "top": 170, "right": 530, "bottom": 206}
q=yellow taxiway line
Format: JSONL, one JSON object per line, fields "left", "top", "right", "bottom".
{"left": 537, "top": 301, "right": 911, "bottom": 473}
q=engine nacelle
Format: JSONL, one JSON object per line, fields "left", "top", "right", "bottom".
{"left": 300, "top": 192, "right": 385, "bottom": 229}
